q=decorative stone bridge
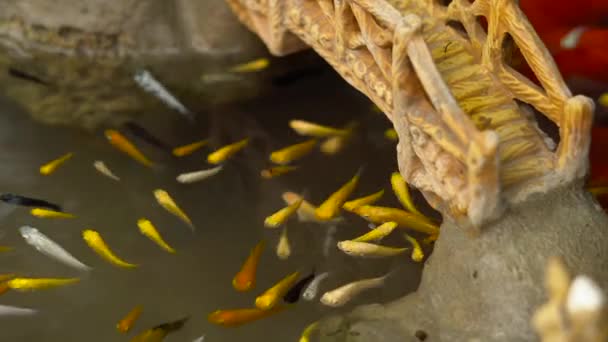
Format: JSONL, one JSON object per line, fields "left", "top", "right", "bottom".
{"left": 225, "top": 0, "right": 594, "bottom": 230}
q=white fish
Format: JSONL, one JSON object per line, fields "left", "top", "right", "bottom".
{"left": 560, "top": 26, "right": 587, "bottom": 50}
{"left": 0, "top": 304, "right": 37, "bottom": 316}
{"left": 337, "top": 240, "right": 408, "bottom": 258}
{"left": 192, "top": 335, "right": 206, "bottom": 342}
{"left": 93, "top": 160, "right": 120, "bottom": 181}
{"left": 19, "top": 225, "right": 92, "bottom": 272}
{"left": 323, "top": 225, "right": 337, "bottom": 257}
{"left": 176, "top": 165, "right": 223, "bottom": 184}
{"left": 302, "top": 272, "right": 330, "bottom": 301}
{"left": 134, "top": 69, "right": 194, "bottom": 121}
{"left": 320, "top": 273, "right": 389, "bottom": 307}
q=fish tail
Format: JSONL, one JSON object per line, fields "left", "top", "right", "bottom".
{"left": 355, "top": 165, "right": 366, "bottom": 178}
{"left": 186, "top": 219, "right": 195, "bottom": 232}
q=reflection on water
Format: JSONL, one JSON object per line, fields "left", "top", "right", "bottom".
{"left": 0, "top": 68, "right": 430, "bottom": 341}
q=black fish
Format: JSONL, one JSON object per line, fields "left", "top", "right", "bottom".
{"left": 131, "top": 316, "right": 189, "bottom": 341}
{"left": 123, "top": 121, "right": 172, "bottom": 152}
{"left": 271, "top": 66, "right": 326, "bottom": 87}
{"left": 153, "top": 316, "right": 189, "bottom": 333}
{"left": 0, "top": 193, "right": 62, "bottom": 212}
{"left": 283, "top": 270, "right": 316, "bottom": 304}
{"left": 8, "top": 68, "right": 50, "bottom": 86}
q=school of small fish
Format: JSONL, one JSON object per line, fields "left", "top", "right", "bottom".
{"left": 0, "top": 57, "right": 444, "bottom": 341}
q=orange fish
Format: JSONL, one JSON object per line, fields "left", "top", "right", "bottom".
{"left": 208, "top": 307, "right": 286, "bottom": 327}
{"left": 117, "top": 305, "right": 143, "bottom": 333}
{"left": 232, "top": 240, "right": 265, "bottom": 292}
{"left": 104, "top": 129, "right": 154, "bottom": 167}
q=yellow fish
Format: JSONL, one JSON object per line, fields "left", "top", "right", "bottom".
{"left": 39, "top": 152, "right": 73, "bottom": 175}
{"left": 384, "top": 128, "right": 398, "bottom": 141}
{"left": 390, "top": 172, "right": 424, "bottom": 216}
{"left": 315, "top": 170, "right": 361, "bottom": 221}
{"left": 233, "top": 240, "right": 265, "bottom": 292}
{"left": 281, "top": 191, "right": 344, "bottom": 224}
{"left": 153, "top": 189, "right": 194, "bottom": 230}
{"left": 599, "top": 93, "right": 608, "bottom": 107}
{"left": 7, "top": 277, "right": 80, "bottom": 291}
{"left": 423, "top": 234, "right": 439, "bottom": 244}
{"left": 172, "top": 140, "right": 208, "bottom": 157}
{"left": 289, "top": 120, "right": 349, "bottom": 137}
{"left": 82, "top": 229, "right": 137, "bottom": 268}
{"left": 255, "top": 271, "right": 301, "bottom": 310}
{"left": 320, "top": 136, "right": 349, "bottom": 155}
{"left": 117, "top": 305, "right": 143, "bottom": 333}
{"left": 105, "top": 129, "right": 153, "bottom": 167}
{"left": 337, "top": 240, "right": 408, "bottom": 257}
{"left": 300, "top": 321, "right": 319, "bottom": 342}
{"left": 40, "top": 152, "right": 74, "bottom": 176}
{"left": 352, "top": 221, "right": 398, "bottom": 242}
{"left": 130, "top": 317, "right": 189, "bottom": 342}
{"left": 403, "top": 234, "right": 424, "bottom": 262}
{"left": 269, "top": 139, "right": 317, "bottom": 165}
{"left": 352, "top": 205, "right": 440, "bottom": 236}
{"left": 208, "top": 307, "right": 286, "bottom": 327}
{"left": 343, "top": 189, "right": 385, "bottom": 211}
{"left": 207, "top": 138, "right": 249, "bottom": 164}
{"left": 319, "top": 121, "right": 358, "bottom": 155}
{"left": 30, "top": 208, "right": 75, "bottom": 219}
{"left": 264, "top": 198, "right": 303, "bottom": 228}
{"left": 320, "top": 136, "right": 344, "bottom": 155}
{"left": 230, "top": 58, "right": 270, "bottom": 73}
{"left": 261, "top": 165, "right": 298, "bottom": 179}
{"left": 137, "top": 218, "right": 176, "bottom": 253}
{"left": 276, "top": 227, "right": 291, "bottom": 260}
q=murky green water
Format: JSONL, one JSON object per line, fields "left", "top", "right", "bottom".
{"left": 0, "top": 66, "right": 428, "bottom": 341}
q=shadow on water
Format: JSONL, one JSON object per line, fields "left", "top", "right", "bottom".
{"left": 0, "top": 60, "right": 434, "bottom": 341}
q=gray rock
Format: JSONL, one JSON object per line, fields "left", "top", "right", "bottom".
{"left": 319, "top": 184, "right": 608, "bottom": 342}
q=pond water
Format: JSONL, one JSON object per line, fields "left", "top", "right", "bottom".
{"left": 0, "top": 62, "right": 430, "bottom": 341}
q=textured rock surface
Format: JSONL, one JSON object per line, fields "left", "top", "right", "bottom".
{"left": 0, "top": 0, "right": 268, "bottom": 129}
{"left": 318, "top": 184, "right": 608, "bottom": 342}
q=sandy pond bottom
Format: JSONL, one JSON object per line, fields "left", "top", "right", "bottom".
{"left": 0, "top": 71, "right": 427, "bottom": 342}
